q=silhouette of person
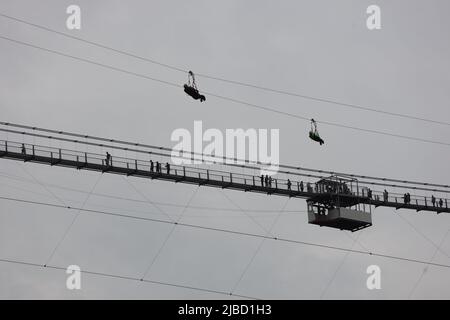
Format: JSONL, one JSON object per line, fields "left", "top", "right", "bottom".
{"left": 105, "top": 152, "right": 111, "bottom": 166}
{"left": 287, "top": 179, "right": 292, "bottom": 190}
{"left": 21, "top": 143, "right": 26, "bottom": 155}
{"left": 260, "top": 175, "right": 264, "bottom": 187}
{"left": 300, "top": 181, "right": 304, "bottom": 192}
{"left": 184, "top": 84, "right": 206, "bottom": 102}
{"left": 432, "top": 195, "right": 436, "bottom": 206}
{"left": 150, "top": 160, "right": 154, "bottom": 172}
{"left": 166, "top": 162, "right": 170, "bottom": 174}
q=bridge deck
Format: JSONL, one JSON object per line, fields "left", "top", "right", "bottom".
{"left": 1, "top": 142, "right": 448, "bottom": 214}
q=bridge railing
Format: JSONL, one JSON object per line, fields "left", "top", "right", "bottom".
{"left": 1, "top": 140, "right": 448, "bottom": 210}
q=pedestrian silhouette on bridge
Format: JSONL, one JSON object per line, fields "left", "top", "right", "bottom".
{"left": 105, "top": 152, "right": 111, "bottom": 166}
{"left": 287, "top": 179, "right": 292, "bottom": 190}
{"left": 383, "top": 189, "right": 388, "bottom": 202}
{"left": 21, "top": 143, "right": 26, "bottom": 155}
{"left": 166, "top": 162, "right": 170, "bottom": 174}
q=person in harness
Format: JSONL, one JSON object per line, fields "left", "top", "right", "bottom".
{"left": 183, "top": 71, "right": 206, "bottom": 102}
{"left": 309, "top": 118, "right": 324, "bottom": 145}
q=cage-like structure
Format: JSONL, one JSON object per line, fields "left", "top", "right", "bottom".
{"left": 307, "top": 175, "right": 372, "bottom": 231}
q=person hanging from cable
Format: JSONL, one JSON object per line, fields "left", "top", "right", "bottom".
{"left": 183, "top": 71, "right": 206, "bottom": 102}
{"left": 309, "top": 118, "right": 324, "bottom": 145}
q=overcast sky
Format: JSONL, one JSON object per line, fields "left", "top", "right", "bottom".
{"left": 1, "top": 0, "right": 450, "bottom": 299}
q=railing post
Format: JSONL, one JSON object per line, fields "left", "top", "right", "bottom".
{"left": 297, "top": 181, "right": 300, "bottom": 192}
{"left": 183, "top": 166, "right": 186, "bottom": 177}
{"left": 425, "top": 197, "right": 427, "bottom": 207}
{"left": 230, "top": 172, "right": 232, "bottom": 183}
{"left": 59, "top": 149, "right": 62, "bottom": 160}
{"left": 207, "top": 170, "right": 210, "bottom": 180}
{"left": 32, "top": 145, "right": 35, "bottom": 156}
{"left": 85, "top": 152, "right": 87, "bottom": 164}
{"left": 275, "top": 179, "right": 278, "bottom": 189}
{"left": 446, "top": 199, "right": 448, "bottom": 208}
{"left": 252, "top": 176, "right": 255, "bottom": 186}
{"left": 4, "top": 141, "right": 7, "bottom": 152}
{"left": 135, "top": 159, "right": 138, "bottom": 171}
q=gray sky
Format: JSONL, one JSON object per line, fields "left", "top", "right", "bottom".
{"left": 0, "top": 0, "right": 450, "bottom": 299}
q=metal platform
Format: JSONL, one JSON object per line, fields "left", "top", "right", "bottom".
{"left": 307, "top": 205, "right": 372, "bottom": 232}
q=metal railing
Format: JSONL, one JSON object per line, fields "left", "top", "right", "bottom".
{"left": 1, "top": 140, "right": 448, "bottom": 210}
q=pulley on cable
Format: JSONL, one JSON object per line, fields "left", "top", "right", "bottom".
{"left": 309, "top": 118, "right": 324, "bottom": 145}
{"left": 183, "top": 71, "right": 206, "bottom": 102}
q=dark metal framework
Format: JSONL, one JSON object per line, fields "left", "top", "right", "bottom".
{"left": 1, "top": 140, "right": 449, "bottom": 217}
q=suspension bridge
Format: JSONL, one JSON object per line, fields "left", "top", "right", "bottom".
{"left": 1, "top": 122, "right": 449, "bottom": 232}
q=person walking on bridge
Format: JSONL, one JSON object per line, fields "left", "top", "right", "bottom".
{"left": 165, "top": 162, "right": 171, "bottom": 174}
{"left": 383, "top": 189, "right": 388, "bottom": 202}
{"left": 105, "top": 152, "right": 111, "bottom": 167}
